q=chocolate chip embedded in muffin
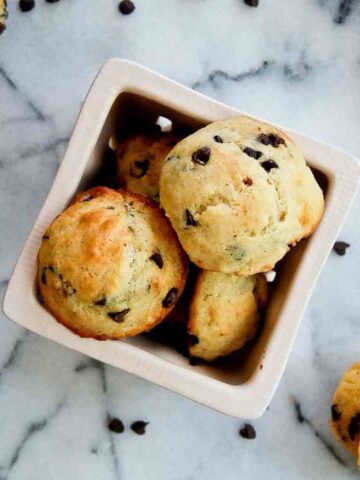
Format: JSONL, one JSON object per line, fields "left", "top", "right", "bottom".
{"left": 243, "top": 147, "right": 262, "bottom": 160}
{"left": 213, "top": 135, "right": 223, "bottom": 143}
{"left": 108, "top": 309, "right": 130, "bottom": 323}
{"left": 331, "top": 404, "right": 342, "bottom": 422}
{"left": 260, "top": 159, "right": 279, "bottom": 172}
{"left": 149, "top": 252, "right": 164, "bottom": 269}
{"left": 192, "top": 147, "right": 211, "bottom": 166}
{"left": 118, "top": 0, "right": 135, "bottom": 15}
{"left": 185, "top": 209, "right": 197, "bottom": 227}
{"left": 94, "top": 297, "right": 107, "bottom": 306}
{"left": 243, "top": 177, "right": 253, "bottom": 186}
{"left": 349, "top": 413, "right": 360, "bottom": 441}
{"left": 188, "top": 334, "right": 199, "bottom": 346}
{"left": 258, "top": 133, "right": 285, "bottom": 148}
{"left": 42, "top": 235, "right": 50, "bottom": 241}
{"left": 162, "top": 288, "right": 178, "bottom": 308}
{"left": 239, "top": 423, "right": 256, "bottom": 439}
{"left": 131, "top": 421, "right": 148, "bottom": 435}
{"left": 130, "top": 158, "right": 150, "bottom": 178}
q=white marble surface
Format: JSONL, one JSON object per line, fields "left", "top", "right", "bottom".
{"left": 1, "top": 1, "right": 360, "bottom": 478}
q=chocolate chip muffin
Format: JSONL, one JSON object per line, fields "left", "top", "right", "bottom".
{"left": 0, "top": 0, "right": 8, "bottom": 34}
{"left": 117, "top": 134, "right": 179, "bottom": 200}
{"left": 330, "top": 363, "right": 360, "bottom": 463}
{"left": 160, "top": 116, "right": 324, "bottom": 275}
{"left": 37, "top": 187, "right": 188, "bottom": 340}
{"left": 188, "top": 271, "right": 268, "bottom": 361}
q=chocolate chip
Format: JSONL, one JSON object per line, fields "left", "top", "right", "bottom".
{"left": 348, "top": 412, "right": 360, "bottom": 441}
{"left": 261, "top": 160, "right": 279, "bottom": 172}
{"left": 243, "top": 177, "right": 253, "bottom": 186}
{"left": 150, "top": 252, "right": 163, "bottom": 269}
{"left": 42, "top": 235, "right": 50, "bottom": 240}
{"left": 244, "top": 0, "right": 259, "bottom": 7}
{"left": 213, "top": 135, "right": 223, "bottom": 143}
{"left": 62, "top": 280, "right": 76, "bottom": 296}
{"left": 131, "top": 158, "right": 149, "bottom": 178}
{"left": 131, "top": 421, "right": 148, "bottom": 435}
{"left": 188, "top": 334, "right": 199, "bottom": 346}
{"left": 162, "top": 288, "right": 178, "bottom": 308}
{"left": 119, "top": 0, "right": 135, "bottom": 14}
{"left": 81, "top": 195, "right": 93, "bottom": 202}
{"left": 108, "top": 417, "right": 125, "bottom": 434}
{"left": 94, "top": 297, "right": 107, "bottom": 306}
{"left": 243, "top": 147, "right": 262, "bottom": 160}
{"left": 257, "top": 133, "right": 270, "bottom": 145}
{"left": 48, "top": 265, "right": 55, "bottom": 273}
{"left": 45, "top": 0, "right": 60, "bottom": 2}
{"left": 19, "top": 0, "right": 35, "bottom": 12}
{"left": 185, "top": 209, "right": 197, "bottom": 227}
{"left": 192, "top": 146, "right": 211, "bottom": 166}
{"left": 108, "top": 309, "right": 130, "bottom": 323}
{"left": 333, "top": 241, "right": 350, "bottom": 256}
{"left": 239, "top": 423, "right": 256, "bottom": 439}
{"left": 41, "top": 272, "right": 46, "bottom": 285}
{"left": 331, "top": 404, "right": 342, "bottom": 422}
{"left": 106, "top": 206, "right": 115, "bottom": 210}
{"left": 258, "top": 133, "right": 285, "bottom": 148}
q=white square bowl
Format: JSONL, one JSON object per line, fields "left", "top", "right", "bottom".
{"left": 3, "top": 59, "right": 360, "bottom": 418}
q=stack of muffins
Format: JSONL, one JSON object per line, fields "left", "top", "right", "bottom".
{"left": 37, "top": 116, "right": 324, "bottom": 362}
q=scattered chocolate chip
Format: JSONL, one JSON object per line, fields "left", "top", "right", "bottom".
{"left": 185, "top": 209, "right": 197, "bottom": 227}
{"left": 131, "top": 421, "right": 148, "bottom": 435}
{"left": 45, "top": 0, "right": 60, "bottom": 2}
{"left": 213, "top": 135, "right": 223, "bottom": 143}
{"left": 108, "top": 309, "right": 130, "bottom": 323}
{"left": 333, "top": 241, "right": 350, "bottom": 256}
{"left": 131, "top": 158, "right": 150, "bottom": 178}
{"left": 162, "top": 288, "right": 178, "bottom": 308}
{"left": 19, "top": 0, "right": 35, "bottom": 12}
{"left": 331, "top": 404, "right": 342, "bottom": 422}
{"left": 261, "top": 159, "right": 279, "bottom": 172}
{"left": 244, "top": 0, "right": 259, "bottom": 7}
{"left": 41, "top": 272, "right": 46, "bottom": 285}
{"left": 119, "top": 0, "right": 135, "bottom": 15}
{"left": 348, "top": 413, "right": 360, "bottom": 441}
{"left": 192, "top": 146, "right": 211, "bottom": 166}
{"left": 258, "top": 133, "right": 285, "bottom": 148}
{"left": 108, "top": 417, "right": 125, "bottom": 434}
{"left": 94, "top": 297, "right": 107, "bottom": 306}
{"left": 106, "top": 206, "right": 115, "bottom": 210}
{"left": 188, "top": 334, "right": 199, "bottom": 346}
{"left": 48, "top": 265, "right": 55, "bottom": 273}
{"left": 243, "top": 177, "right": 253, "bottom": 186}
{"left": 62, "top": 280, "right": 76, "bottom": 296}
{"left": 42, "top": 235, "right": 50, "bottom": 240}
{"left": 150, "top": 252, "right": 163, "bottom": 269}
{"left": 239, "top": 423, "right": 256, "bottom": 439}
{"left": 243, "top": 147, "right": 262, "bottom": 160}
{"left": 81, "top": 195, "right": 93, "bottom": 202}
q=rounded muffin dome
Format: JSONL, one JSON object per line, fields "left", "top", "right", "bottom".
{"left": 38, "top": 187, "right": 188, "bottom": 340}
{"left": 160, "top": 115, "right": 324, "bottom": 275}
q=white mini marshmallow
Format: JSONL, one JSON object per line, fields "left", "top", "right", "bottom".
{"left": 156, "top": 116, "right": 172, "bottom": 132}
{"left": 264, "top": 270, "right": 276, "bottom": 282}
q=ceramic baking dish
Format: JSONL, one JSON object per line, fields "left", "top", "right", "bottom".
{"left": 3, "top": 59, "right": 360, "bottom": 418}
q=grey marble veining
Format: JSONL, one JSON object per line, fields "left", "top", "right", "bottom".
{"left": 1, "top": 1, "right": 360, "bottom": 479}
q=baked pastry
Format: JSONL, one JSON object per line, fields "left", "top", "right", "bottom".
{"left": 37, "top": 187, "right": 188, "bottom": 340}
{"left": 160, "top": 115, "right": 324, "bottom": 275}
{"left": 117, "top": 133, "right": 178, "bottom": 200}
{"left": 0, "top": 0, "right": 8, "bottom": 34}
{"left": 188, "top": 271, "right": 268, "bottom": 361}
{"left": 330, "top": 363, "right": 360, "bottom": 463}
